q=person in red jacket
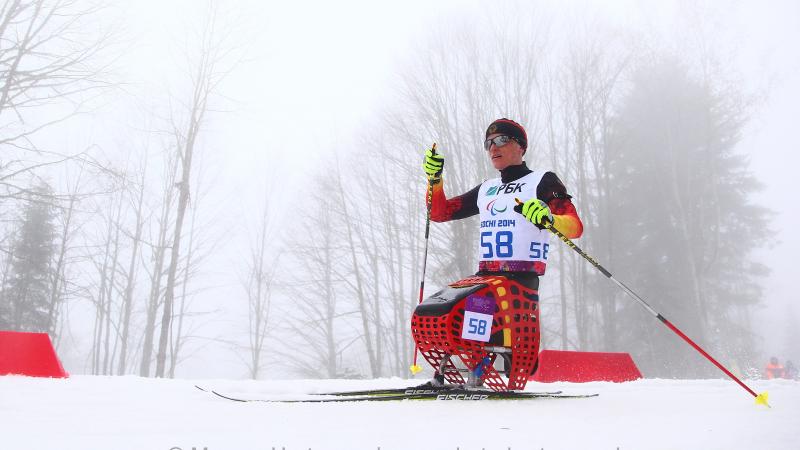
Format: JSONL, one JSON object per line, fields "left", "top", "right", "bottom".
{"left": 417, "top": 119, "right": 583, "bottom": 385}
{"left": 422, "top": 118, "right": 583, "bottom": 290}
{"left": 765, "top": 356, "right": 784, "bottom": 379}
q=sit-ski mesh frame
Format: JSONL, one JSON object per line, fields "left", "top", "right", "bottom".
{"left": 411, "top": 275, "right": 540, "bottom": 392}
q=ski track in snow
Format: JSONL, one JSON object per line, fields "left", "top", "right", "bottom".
{"left": 1, "top": 375, "right": 798, "bottom": 450}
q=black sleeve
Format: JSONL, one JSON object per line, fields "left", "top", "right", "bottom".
{"left": 449, "top": 184, "right": 481, "bottom": 220}
{"left": 536, "top": 172, "right": 573, "bottom": 203}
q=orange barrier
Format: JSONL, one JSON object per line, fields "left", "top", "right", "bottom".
{"left": 531, "top": 349, "right": 641, "bottom": 383}
{"left": 0, "top": 330, "right": 68, "bottom": 378}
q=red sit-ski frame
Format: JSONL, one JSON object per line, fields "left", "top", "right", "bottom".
{"left": 410, "top": 274, "right": 540, "bottom": 392}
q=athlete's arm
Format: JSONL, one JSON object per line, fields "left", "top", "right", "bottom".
{"left": 537, "top": 172, "right": 583, "bottom": 239}
{"left": 426, "top": 180, "right": 480, "bottom": 222}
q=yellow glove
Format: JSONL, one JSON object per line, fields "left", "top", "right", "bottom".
{"left": 515, "top": 198, "right": 553, "bottom": 229}
{"left": 423, "top": 147, "right": 444, "bottom": 182}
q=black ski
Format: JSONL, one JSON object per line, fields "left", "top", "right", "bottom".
{"left": 311, "top": 386, "right": 563, "bottom": 397}
{"left": 196, "top": 385, "right": 597, "bottom": 403}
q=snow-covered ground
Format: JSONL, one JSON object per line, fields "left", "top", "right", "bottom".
{"left": 2, "top": 375, "right": 798, "bottom": 450}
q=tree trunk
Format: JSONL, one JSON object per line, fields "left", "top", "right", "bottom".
{"left": 140, "top": 162, "right": 177, "bottom": 377}
{"left": 155, "top": 59, "right": 210, "bottom": 377}
{"left": 46, "top": 193, "right": 75, "bottom": 337}
{"left": 155, "top": 146, "right": 194, "bottom": 377}
{"left": 102, "top": 195, "right": 124, "bottom": 374}
{"left": 335, "top": 167, "right": 378, "bottom": 377}
{"left": 118, "top": 169, "right": 146, "bottom": 375}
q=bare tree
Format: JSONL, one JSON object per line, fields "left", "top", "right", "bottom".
{"left": 330, "top": 161, "right": 382, "bottom": 377}
{"left": 539, "top": 22, "right": 631, "bottom": 351}
{"left": 281, "top": 183, "right": 349, "bottom": 379}
{"left": 46, "top": 169, "right": 85, "bottom": 337}
{"left": 241, "top": 194, "right": 277, "bottom": 379}
{"left": 167, "top": 163, "right": 220, "bottom": 378}
{"left": 0, "top": 0, "right": 114, "bottom": 202}
{"left": 139, "top": 150, "right": 178, "bottom": 376}
{"left": 117, "top": 153, "right": 147, "bottom": 374}
{"left": 154, "top": 8, "right": 237, "bottom": 377}
{"left": 88, "top": 191, "right": 117, "bottom": 374}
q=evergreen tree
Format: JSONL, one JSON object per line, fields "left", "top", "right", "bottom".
{"left": 605, "top": 58, "right": 769, "bottom": 378}
{"left": 0, "top": 183, "right": 57, "bottom": 333}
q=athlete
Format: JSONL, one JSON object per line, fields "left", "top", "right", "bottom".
{"left": 422, "top": 118, "right": 583, "bottom": 290}
{"left": 765, "top": 356, "right": 785, "bottom": 379}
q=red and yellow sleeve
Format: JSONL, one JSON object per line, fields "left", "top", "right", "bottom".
{"left": 548, "top": 198, "right": 583, "bottom": 239}
{"left": 426, "top": 180, "right": 465, "bottom": 222}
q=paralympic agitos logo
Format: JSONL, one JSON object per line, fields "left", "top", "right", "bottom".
{"left": 486, "top": 199, "right": 507, "bottom": 216}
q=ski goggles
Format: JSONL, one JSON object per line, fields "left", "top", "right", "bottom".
{"left": 483, "top": 135, "right": 518, "bottom": 151}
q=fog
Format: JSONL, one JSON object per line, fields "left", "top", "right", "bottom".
{"left": 1, "top": 0, "right": 798, "bottom": 380}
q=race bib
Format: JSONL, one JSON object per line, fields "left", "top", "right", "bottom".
{"left": 461, "top": 296, "right": 494, "bottom": 342}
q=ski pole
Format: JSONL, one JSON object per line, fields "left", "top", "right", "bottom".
{"left": 410, "top": 143, "right": 437, "bottom": 375}
{"left": 514, "top": 198, "right": 770, "bottom": 407}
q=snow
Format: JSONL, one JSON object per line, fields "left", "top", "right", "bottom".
{"left": 1, "top": 375, "right": 798, "bottom": 450}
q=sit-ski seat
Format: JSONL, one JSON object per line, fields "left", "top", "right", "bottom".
{"left": 411, "top": 274, "right": 540, "bottom": 392}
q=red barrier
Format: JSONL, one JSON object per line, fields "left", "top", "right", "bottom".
{"left": 531, "top": 349, "right": 641, "bottom": 383}
{"left": 0, "top": 330, "right": 68, "bottom": 378}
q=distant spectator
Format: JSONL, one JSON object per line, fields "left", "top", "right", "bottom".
{"left": 784, "top": 360, "right": 798, "bottom": 380}
{"left": 765, "top": 356, "right": 785, "bottom": 379}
